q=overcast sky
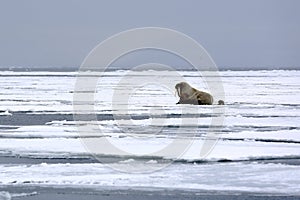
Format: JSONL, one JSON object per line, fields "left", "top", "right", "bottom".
{"left": 0, "top": 0, "right": 299, "bottom": 69}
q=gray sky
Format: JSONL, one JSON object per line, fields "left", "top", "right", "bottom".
{"left": 0, "top": 0, "right": 299, "bottom": 69}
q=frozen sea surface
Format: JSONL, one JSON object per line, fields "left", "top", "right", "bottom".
{"left": 0, "top": 70, "right": 299, "bottom": 195}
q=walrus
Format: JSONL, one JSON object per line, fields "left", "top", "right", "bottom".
{"left": 175, "top": 82, "right": 224, "bottom": 105}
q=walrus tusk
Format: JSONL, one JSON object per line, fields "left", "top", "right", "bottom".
{"left": 177, "top": 87, "right": 181, "bottom": 97}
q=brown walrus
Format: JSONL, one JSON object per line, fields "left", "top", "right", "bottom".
{"left": 175, "top": 82, "right": 224, "bottom": 105}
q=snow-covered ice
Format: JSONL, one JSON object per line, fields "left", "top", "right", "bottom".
{"left": 0, "top": 70, "right": 299, "bottom": 194}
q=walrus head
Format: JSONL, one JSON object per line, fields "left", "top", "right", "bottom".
{"left": 175, "top": 82, "right": 198, "bottom": 104}
{"left": 175, "top": 82, "right": 193, "bottom": 98}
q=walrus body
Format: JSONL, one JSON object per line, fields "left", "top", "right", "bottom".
{"left": 175, "top": 82, "right": 214, "bottom": 105}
